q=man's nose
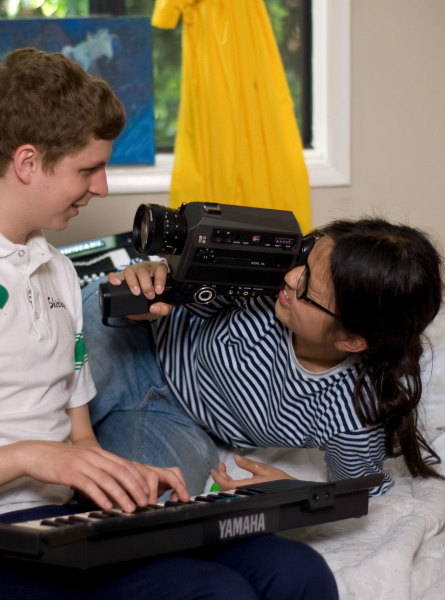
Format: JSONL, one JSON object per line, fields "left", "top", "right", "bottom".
{"left": 89, "top": 169, "right": 108, "bottom": 197}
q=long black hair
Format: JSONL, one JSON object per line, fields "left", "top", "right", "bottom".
{"left": 318, "top": 218, "right": 444, "bottom": 478}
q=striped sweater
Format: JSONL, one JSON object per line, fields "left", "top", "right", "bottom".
{"left": 156, "top": 295, "right": 392, "bottom": 495}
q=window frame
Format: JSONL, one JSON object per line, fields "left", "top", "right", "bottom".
{"left": 106, "top": 0, "right": 351, "bottom": 194}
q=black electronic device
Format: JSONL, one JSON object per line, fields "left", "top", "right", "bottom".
{"left": 0, "top": 475, "right": 382, "bottom": 570}
{"left": 59, "top": 232, "right": 140, "bottom": 288}
{"left": 99, "top": 202, "right": 312, "bottom": 320}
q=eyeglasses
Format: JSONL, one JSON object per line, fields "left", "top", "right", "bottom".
{"left": 296, "top": 256, "right": 337, "bottom": 319}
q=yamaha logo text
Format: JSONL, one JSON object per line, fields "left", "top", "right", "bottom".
{"left": 218, "top": 512, "right": 266, "bottom": 540}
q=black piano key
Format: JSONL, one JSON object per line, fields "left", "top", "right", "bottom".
{"left": 54, "top": 517, "right": 74, "bottom": 525}
{"left": 212, "top": 494, "right": 241, "bottom": 503}
{"left": 87, "top": 511, "right": 117, "bottom": 520}
{"left": 163, "top": 500, "right": 194, "bottom": 508}
{"left": 67, "top": 515, "right": 90, "bottom": 524}
{"left": 194, "top": 495, "right": 220, "bottom": 503}
{"left": 40, "top": 519, "right": 66, "bottom": 528}
{"left": 134, "top": 504, "right": 162, "bottom": 512}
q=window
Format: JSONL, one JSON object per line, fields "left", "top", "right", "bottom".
{"left": 0, "top": 0, "right": 350, "bottom": 188}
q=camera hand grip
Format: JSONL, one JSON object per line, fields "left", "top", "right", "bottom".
{"left": 99, "top": 279, "right": 176, "bottom": 319}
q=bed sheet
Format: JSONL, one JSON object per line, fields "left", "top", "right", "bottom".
{"left": 205, "top": 309, "right": 445, "bottom": 599}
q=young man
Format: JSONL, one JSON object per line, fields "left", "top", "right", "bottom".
{"left": 0, "top": 48, "right": 338, "bottom": 600}
{"left": 0, "top": 47, "right": 188, "bottom": 515}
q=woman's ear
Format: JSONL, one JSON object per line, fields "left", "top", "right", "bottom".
{"left": 334, "top": 333, "right": 368, "bottom": 354}
{"left": 13, "top": 145, "right": 39, "bottom": 184}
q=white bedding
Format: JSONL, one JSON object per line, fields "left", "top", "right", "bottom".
{"left": 205, "top": 309, "right": 445, "bottom": 599}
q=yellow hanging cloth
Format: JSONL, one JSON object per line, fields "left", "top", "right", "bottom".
{"left": 152, "top": 0, "right": 311, "bottom": 232}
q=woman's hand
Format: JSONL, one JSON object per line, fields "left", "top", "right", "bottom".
{"left": 108, "top": 261, "right": 173, "bottom": 319}
{"left": 211, "top": 454, "right": 295, "bottom": 491}
{"left": 13, "top": 440, "right": 189, "bottom": 512}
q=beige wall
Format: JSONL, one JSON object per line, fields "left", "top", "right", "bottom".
{"left": 46, "top": 0, "right": 445, "bottom": 256}
{"left": 310, "top": 0, "right": 445, "bottom": 254}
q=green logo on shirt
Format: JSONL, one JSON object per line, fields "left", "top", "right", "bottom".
{"left": 0, "top": 285, "right": 8, "bottom": 309}
{"left": 75, "top": 332, "right": 88, "bottom": 371}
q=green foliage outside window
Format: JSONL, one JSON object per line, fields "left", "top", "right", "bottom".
{"left": 0, "top": 0, "right": 307, "bottom": 150}
{"left": 0, "top": 0, "right": 88, "bottom": 17}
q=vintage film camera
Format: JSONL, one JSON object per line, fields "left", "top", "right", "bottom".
{"left": 99, "top": 202, "right": 312, "bottom": 320}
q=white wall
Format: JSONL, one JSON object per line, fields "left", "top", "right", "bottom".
{"left": 309, "top": 0, "right": 445, "bottom": 254}
{"left": 46, "top": 0, "right": 445, "bottom": 256}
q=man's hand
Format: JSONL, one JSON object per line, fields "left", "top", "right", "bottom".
{"left": 13, "top": 440, "right": 189, "bottom": 512}
{"left": 211, "top": 454, "right": 295, "bottom": 491}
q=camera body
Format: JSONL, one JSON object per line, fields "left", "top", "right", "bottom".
{"left": 99, "top": 202, "right": 306, "bottom": 319}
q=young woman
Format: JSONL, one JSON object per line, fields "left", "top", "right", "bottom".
{"left": 82, "top": 217, "right": 443, "bottom": 497}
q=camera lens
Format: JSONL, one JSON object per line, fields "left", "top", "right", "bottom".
{"left": 133, "top": 204, "right": 187, "bottom": 255}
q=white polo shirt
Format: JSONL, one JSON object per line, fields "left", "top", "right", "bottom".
{"left": 0, "top": 231, "right": 96, "bottom": 514}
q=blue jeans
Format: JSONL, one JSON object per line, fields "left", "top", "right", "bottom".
{"left": 82, "top": 278, "right": 219, "bottom": 495}
{"left": 0, "top": 504, "right": 338, "bottom": 600}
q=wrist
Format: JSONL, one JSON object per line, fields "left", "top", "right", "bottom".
{"left": 71, "top": 435, "right": 100, "bottom": 449}
{"left": 0, "top": 441, "right": 37, "bottom": 482}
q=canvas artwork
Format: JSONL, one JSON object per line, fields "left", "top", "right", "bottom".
{"left": 0, "top": 17, "right": 155, "bottom": 165}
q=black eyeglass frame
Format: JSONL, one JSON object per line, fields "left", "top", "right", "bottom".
{"left": 296, "top": 235, "right": 337, "bottom": 318}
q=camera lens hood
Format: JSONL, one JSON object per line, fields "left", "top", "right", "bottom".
{"left": 133, "top": 204, "right": 187, "bottom": 256}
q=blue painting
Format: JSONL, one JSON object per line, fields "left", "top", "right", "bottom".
{"left": 0, "top": 17, "right": 155, "bottom": 165}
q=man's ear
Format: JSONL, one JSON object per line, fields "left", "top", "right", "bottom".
{"left": 334, "top": 333, "right": 368, "bottom": 354}
{"left": 13, "top": 145, "right": 40, "bottom": 184}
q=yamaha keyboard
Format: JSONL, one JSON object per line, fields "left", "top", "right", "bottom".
{"left": 0, "top": 475, "right": 381, "bottom": 569}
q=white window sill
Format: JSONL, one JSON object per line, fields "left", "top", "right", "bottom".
{"left": 106, "top": 155, "right": 173, "bottom": 195}
{"left": 106, "top": 147, "right": 349, "bottom": 196}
